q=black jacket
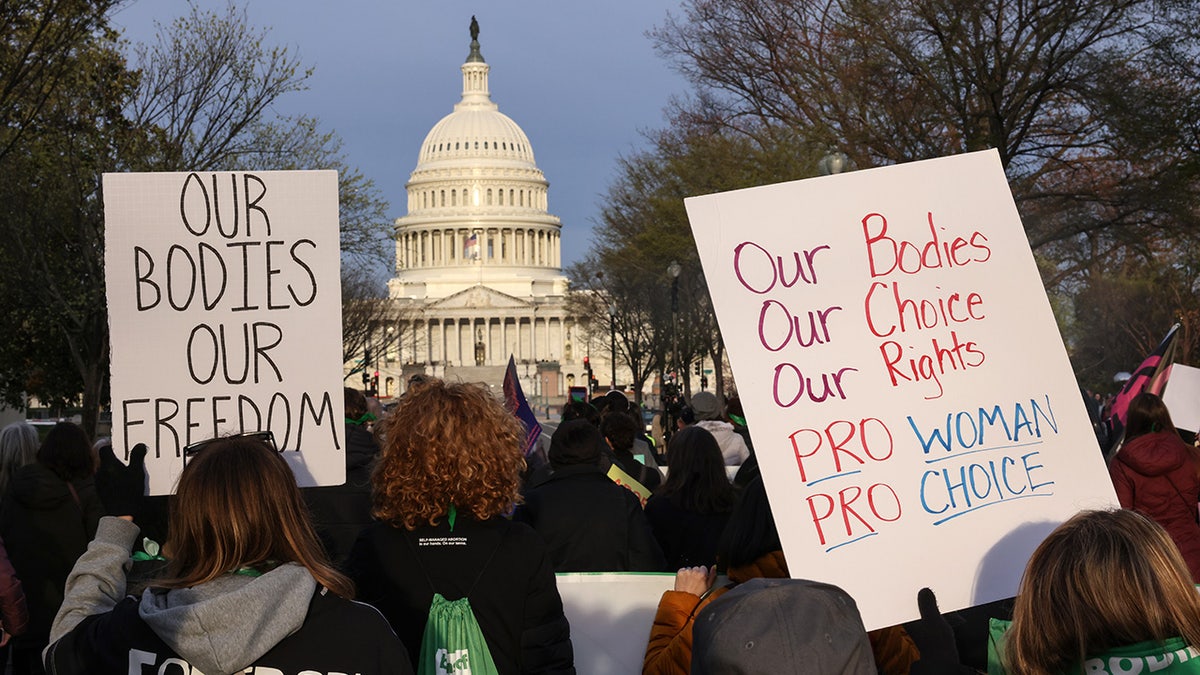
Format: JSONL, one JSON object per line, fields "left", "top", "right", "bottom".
{"left": 303, "top": 423, "right": 379, "bottom": 565}
{"left": 514, "top": 464, "right": 667, "bottom": 573}
{"left": 0, "top": 463, "right": 102, "bottom": 647}
{"left": 348, "top": 516, "right": 575, "bottom": 675}
{"left": 644, "top": 495, "right": 732, "bottom": 569}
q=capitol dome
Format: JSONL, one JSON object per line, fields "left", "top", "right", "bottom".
{"left": 417, "top": 106, "right": 537, "bottom": 168}
{"left": 389, "top": 23, "right": 567, "bottom": 302}
{"left": 375, "top": 18, "right": 591, "bottom": 405}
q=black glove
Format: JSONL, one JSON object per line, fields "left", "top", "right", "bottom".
{"left": 907, "top": 587, "right": 977, "bottom": 675}
{"left": 95, "top": 443, "right": 148, "bottom": 518}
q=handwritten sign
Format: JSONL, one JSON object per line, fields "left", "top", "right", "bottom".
{"left": 684, "top": 150, "right": 1117, "bottom": 629}
{"left": 104, "top": 171, "right": 345, "bottom": 495}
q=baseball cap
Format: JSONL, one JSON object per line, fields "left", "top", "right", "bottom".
{"left": 691, "top": 578, "right": 876, "bottom": 674}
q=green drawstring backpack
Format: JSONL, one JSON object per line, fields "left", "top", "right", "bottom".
{"left": 419, "top": 593, "right": 498, "bottom": 675}
{"left": 406, "top": 513, "right": 502, "bottom": 675}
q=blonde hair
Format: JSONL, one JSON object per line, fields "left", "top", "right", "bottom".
{"left": 159, "top": 435, "right": 353, "bottom": 598}
{"left": 1007, "top": 509, "right": 1200, "bottom": 674}
{"left": 372, "top": 378, "right": 525, "bottom": 530}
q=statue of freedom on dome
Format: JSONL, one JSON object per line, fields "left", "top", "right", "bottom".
{"left": 470, "top": 16, "right": 480, "bottom": 41}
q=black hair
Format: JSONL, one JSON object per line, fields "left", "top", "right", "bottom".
{"left": 600, "top": 410, "right": 638, "bottom": 452}
{"left": 718, "top": 475, "right": 781, "bottom": 569}
{"left": 659, "top": 426, "right": 735, "bottom": 515}
{"left": 561, "top": 400, "right": 600, "bottom": 426}
{"left": 549, "top": 418, "right": 605, "bottom": 468}
{"left": 37, "top": 422, "right": 94, "bottom": 482}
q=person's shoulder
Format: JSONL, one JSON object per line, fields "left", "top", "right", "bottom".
{"left": 311, "top": 589, "right": 397, "bottom": 630}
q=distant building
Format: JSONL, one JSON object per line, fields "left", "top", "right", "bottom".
{"left": 372, "top": 22, "right": 606, "bottom": 401}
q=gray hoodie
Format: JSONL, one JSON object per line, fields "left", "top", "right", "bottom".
{"left": 48, "top": 517, "right": 317, "bottom": 674}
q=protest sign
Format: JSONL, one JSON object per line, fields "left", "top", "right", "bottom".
{"left": 104, "top": 171, "right": 345, "bottom": 495}
{"left": 556, "top": 573, "right": 676, "bottom": 674}
{"left": 684, "top": 149, "right": 1117, "bottom": 629}
{"left": 1163, "top": 364, "right": 1200, "bottom": 434}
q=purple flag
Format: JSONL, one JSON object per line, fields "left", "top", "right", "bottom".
{"left": 503, "top": 356, "right": 542, "bottom": 457}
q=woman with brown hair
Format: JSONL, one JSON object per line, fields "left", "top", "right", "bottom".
{"left": 348, "top": 377, "right": 575, "bottom": 674}
{"left": 1002, "top": 508, "right": 1200, "bottom": 674}
{"left": 1109, "top": 392, "right": 1200, "bottom": 580}
{"left": 43, "top": 433, "right": 411, "bottom": 675}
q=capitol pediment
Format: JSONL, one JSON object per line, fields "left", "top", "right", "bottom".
{"left": 428, "top": 284, "right": 531, "bottom": 310}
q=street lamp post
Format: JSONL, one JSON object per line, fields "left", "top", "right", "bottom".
{"left": 667, "top": 260, "right": 682, "bottom": 446}
{"left": 667, "top": 260, "right": 681, "bottom": 382}
{"left": 608, "top": 303, "right": 617, "bottom": 390}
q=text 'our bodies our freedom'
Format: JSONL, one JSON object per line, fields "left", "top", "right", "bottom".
{"left": 115, "top": 172, "right": 340, "bottom": 456}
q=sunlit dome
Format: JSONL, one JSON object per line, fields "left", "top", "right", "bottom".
{"left": 414, "top": 30, "right": 537, "bottom": 170}
{"left": 390, "top": 16, "right": 566, "bottom": 304}
{"left": 418, "top": 110, "right": 537, "bottom": 167}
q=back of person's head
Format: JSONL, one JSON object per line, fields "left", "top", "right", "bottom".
{"left": 560, "top": 400, "right": 599, "bottom": 426}
{"left": 604, "top": 390, "right": 630, "bottom": 415}
{"left": 37, "top": 422, "right": 94, "bottom": 482}
{"left": 678, "top": 404, "right": 696, "bottom": 426}
{"left": 691, "top": 577, "right": 876, "bottom": 674}
{"left": 549, "top": 418, "right": 605, "bottom": 469}
{"left": 1007, "top": 508, "right": 1200, "bottom": 675}
{"left": 163, "top": 433, "right": 352, "bottom": 597}
{"left": 726, "top": 396, "right": 746, "bottom": 426}
{"left": 1124, "top": 392, "right": 1178, "bottom": 440}
{"left": 372, "top": 377, "right": 525, "bottom": 530}
{"left": 344, "top": 387, "right": 369, "bottom": 422}
{"left": 690, "top": 391, "right": 723, "bottom": 422}
{"left": 590, "top": 394, "right": 611, "bottom": 416}
{"left": 600, "top": 410, "right": 638, "bottom": 453}
{"left": 718, "top": 475, "right": 782, "bottom": 570}
{"left": 661, "top": 426, "right": 734, "bottom": 515}
{"left": 0, "top": 421, "right": 39, "bottom": 494}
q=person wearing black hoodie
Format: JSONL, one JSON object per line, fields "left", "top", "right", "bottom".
{"left": 0, "top": 422, "right": 101, "bottom": 675}
{"left": 303, "top": 387, "right": 382, "bottom": 566}
{"left": 514, "top": 419, "right": 666, "bottom": 573}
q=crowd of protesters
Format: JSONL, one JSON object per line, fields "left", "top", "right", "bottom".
{"left": 0, "top": 382, "right": 1195, "bottom": 673}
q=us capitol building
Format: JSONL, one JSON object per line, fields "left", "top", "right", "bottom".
{"left": 374, "top": 21, "right": 602, "bottom": 400}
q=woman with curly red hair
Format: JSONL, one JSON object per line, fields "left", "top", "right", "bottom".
{"left": 347, "top": 378, "right": 575, "bottom": 674}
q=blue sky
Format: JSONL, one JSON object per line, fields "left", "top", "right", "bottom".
{"left": 110, "top": 1, "right": 693, "bottom": 277}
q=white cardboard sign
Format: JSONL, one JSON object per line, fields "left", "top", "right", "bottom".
{"left": 685, "top": 150, "right": 1117, "bottom": 629}
{"left": 556, "top": 573, "right": 675, "bottom": 674}
{"left": 104, "top": 171, "right": 345, "bottom": 495}
{"left": 1163, "top": 364, "right": 1200, "bottom": 433}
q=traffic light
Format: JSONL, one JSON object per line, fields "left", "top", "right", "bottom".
{"left": 365, "top": 347, "right": 373, "bottom": 366}
{"left": 694, "top": 361, "right": 701, "bottom": 375}
{"left": 361, "top": 371, "right": 370, "bottom": 385}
